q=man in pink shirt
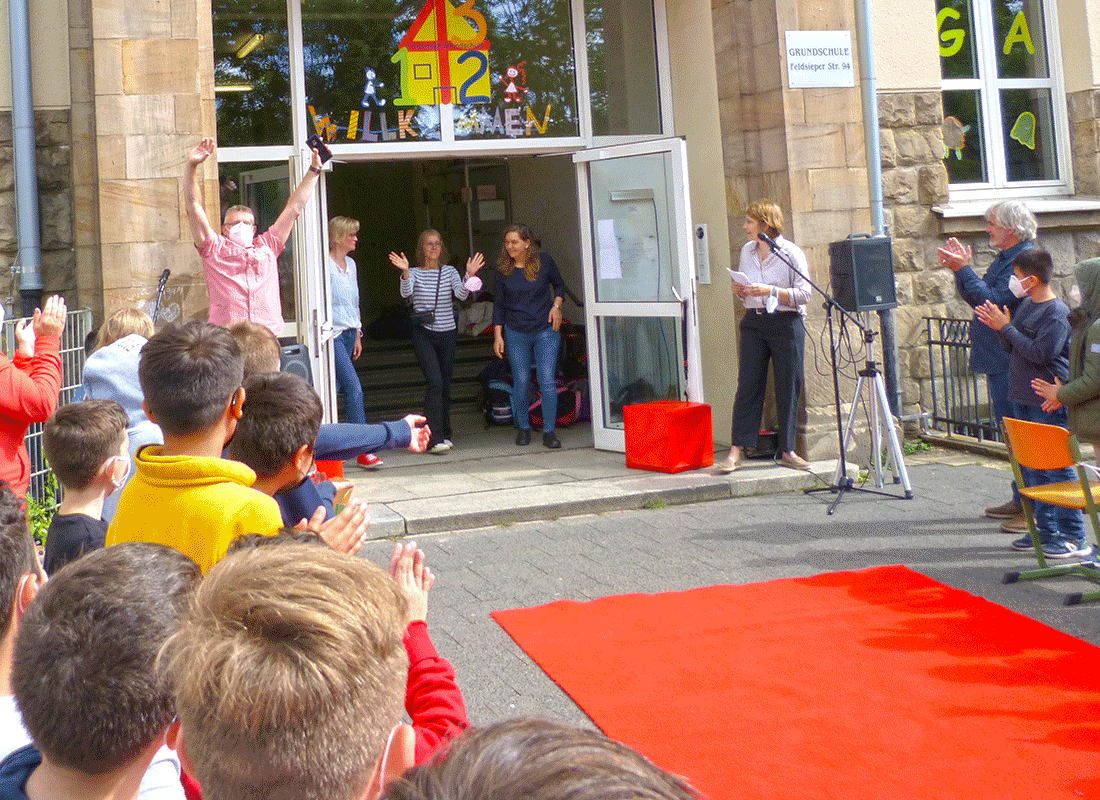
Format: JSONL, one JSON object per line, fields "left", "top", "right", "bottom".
{"left": 184, "top": 137, "right": 324, "bottom": 335}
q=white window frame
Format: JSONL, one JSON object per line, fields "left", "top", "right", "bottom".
{"left": 940, "top": 0, "right": 1072, "bottom": 200}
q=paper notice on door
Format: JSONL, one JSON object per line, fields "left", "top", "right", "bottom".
{"left": 726, "top": 268, "right": 752, "bottom": 286}
{"left": 597, "top": 218, "right": 622, "bottom": 280}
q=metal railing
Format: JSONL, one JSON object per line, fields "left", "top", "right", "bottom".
{"left": 925, "top": 316, "right": 1001, "bottom": 443}
{"left": 2, "top": 308, "right": 94, "bottom": 501}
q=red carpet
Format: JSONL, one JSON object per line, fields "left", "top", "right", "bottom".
{"left": 491, "top": 565, "right": 1100, "bottom": 800}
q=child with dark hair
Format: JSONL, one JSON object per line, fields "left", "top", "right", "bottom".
{"left": 975, "top": 247, "right": 1087, "bottom": 558}
{"left": 106, "top": 321, "right": 283, "bottom": 573}
{"left": 227, "top": 372, "right": 372, "bottom": 550}
{"left": 0, "top": 543, "right": 201, "bottom": 800}
{"left": 42, "top": 400, "right": 130, "bottom": 574}
{"left": 0, "top": 483, "right": 44, "bottom": 758}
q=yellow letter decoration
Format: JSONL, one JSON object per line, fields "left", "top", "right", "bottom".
{"left": 937, "top": 7, "right": 966, "bottom": 59}
{"left": 392, "top": 0, "right": 491, "bottom": 106}
{"left": 1003, "top": 11, "right": 1035, "bottom": 55}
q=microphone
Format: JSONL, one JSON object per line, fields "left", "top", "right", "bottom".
{"left": 157, "top": 269, "right": 170, "bottom": 289}
{"left": 757, "top": 232, "right": 780, "bottom": 252}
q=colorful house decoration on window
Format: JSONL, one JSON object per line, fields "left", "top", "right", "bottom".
{"left": 392, "top": 0, "right": 492, "bottom": 106}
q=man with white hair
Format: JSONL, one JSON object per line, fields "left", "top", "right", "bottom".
{"left": 938, "top": 200, "right": 1038, "bottom": 530}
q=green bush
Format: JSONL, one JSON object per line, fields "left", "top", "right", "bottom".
{"left": 26, "top": 468, "right": 59, "bottom": 547}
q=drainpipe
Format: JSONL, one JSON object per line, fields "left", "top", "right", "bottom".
{"left": 854, "top": 0, "right": 900, "bottom": 417}
{"left": 8, "top": 0, "right": 43, "bottom": 316}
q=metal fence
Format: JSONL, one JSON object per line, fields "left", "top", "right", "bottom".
{"left": 925, "top": 316, "right": 1001, "bottom": 443}
{"left": 2, "top": 308, "right": 94, "bottom": 501}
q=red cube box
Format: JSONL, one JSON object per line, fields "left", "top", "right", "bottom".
{"left": 624, "top": 401, "right": 714, "bottom": 473}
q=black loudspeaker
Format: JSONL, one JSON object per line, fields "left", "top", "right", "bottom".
{"left": 829, "top": 237, "right": 897, "bottom": 312}
{"left": 280, "top": 343, "right": 312, "bottom": 383}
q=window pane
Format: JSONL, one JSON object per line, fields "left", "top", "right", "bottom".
{"left": 586, "top": 0, "right": 662, "bottom": 136}
{"left": 1000, "top": 88, "right": 1058, "bottom": 181}
{"left": 936, "top": 0, "right": 978, "bottom": 79}
{"left": 302, "top": 0, "right": 579, "bottom": 144}
{"left": 214, "top": 0, "right": 292, "bottom": 147}
{"left": 598, "top": 316, "right": 682, "bottom": 426}
{"left": 452, "top": 0, "right": 580, "bottom": 140}
{"left": 942, "top": 89, "right": 987, "bottom": 183}
{"left": 994, "top": 0, "right": 1049, "bottom": 78}
{"left": 302, "top": 0, "right": 442, "bottom": 143}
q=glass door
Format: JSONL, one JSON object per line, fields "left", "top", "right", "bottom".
{"left": 573, "top": 138, "right": 701, "bottom": 452}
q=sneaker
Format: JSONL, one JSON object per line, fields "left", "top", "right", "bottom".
{"left": 1041, "top": 540, "right": 1084, "bottom": 559}
{"left": 543, "top": 431, "right": 561, "bottom": 449}
{"left": 985, "top": 500, "right": 1022, "bottom": 519}
{"left": 442, "top": 439, "right": 453, "bottom": 448}
{"left": 1011, "top": 534, "right": 1039, "bottom": 551}
{"left": 356, "top": 453, "right": 383, "bottom": 469}
{"left": 1070, "top": 541, "right": 1094, "bottom": 557}
{"left": 428, "top": 440, "right": 452, "bottom": 454}
{"left": 1000, "top": 514, "right": 1028, "bottom": 534}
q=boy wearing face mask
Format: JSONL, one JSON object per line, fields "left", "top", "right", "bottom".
{"left": 41, "top": 400, "right": 130, "bottom": 574}
{"left": 184, "top": 137, "right": 324, "bottom": 335}
{"left": 975, "top": 249, "right": 1088, "bottom": 558}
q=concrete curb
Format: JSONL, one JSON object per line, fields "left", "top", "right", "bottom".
{"left": 367, "top": 459, "right": 845, "bottom": 538}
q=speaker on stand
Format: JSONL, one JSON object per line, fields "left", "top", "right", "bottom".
{"left": 828, "top": 237, "right": 897, "bottom": 313}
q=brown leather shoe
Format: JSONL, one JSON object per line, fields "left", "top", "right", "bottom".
{"left": 985, "top": 500, "right": 1022, "bottom": 519}
{"left": 780, "top": 451, "right": 811, "bottom": 470}
{"left": 1000, "top": 514, "right": 1028, "bottom": 534}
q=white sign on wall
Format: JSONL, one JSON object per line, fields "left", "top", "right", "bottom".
{"left": 784, "top": 31, "right": 855, "bottom": 89}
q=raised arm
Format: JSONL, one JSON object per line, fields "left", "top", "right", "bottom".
{"left": 184, "top": 138, "right": 218, "bottom": 248}
{"left": 268, "top": 148, "right": 324, "bottom": 246}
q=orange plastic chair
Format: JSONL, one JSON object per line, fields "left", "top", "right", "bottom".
{"left": 1001, "top": 417, "right": 1100, "bottom": 605}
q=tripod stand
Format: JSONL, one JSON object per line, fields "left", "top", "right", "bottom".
{"left": 807, "top": 306, "right": 913, "bottom": 514}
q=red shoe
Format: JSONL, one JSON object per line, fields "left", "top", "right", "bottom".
{"left": 357, "top": 453, "right": 383, "bottom": 469}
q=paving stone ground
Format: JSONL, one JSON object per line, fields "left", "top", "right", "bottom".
{"left": 359, "top": 453, "right": 1100, "bottom": 728}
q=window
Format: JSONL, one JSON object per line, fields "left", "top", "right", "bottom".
{"left": 936, "top": 0, "right": 1069, "bottom": 194}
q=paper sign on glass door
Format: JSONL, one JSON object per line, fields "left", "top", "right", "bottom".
{"left": 597, "top": 219, "right": 623, "bottom": 280}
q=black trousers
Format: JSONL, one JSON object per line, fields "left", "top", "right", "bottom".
{"left": 410, "top": 326, "right": 456, "bottom": 446}
{"left": 731, "top": 310, "right": 805, "bottom": 453}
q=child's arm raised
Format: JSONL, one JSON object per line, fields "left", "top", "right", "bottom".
{"left": 389, "top": 541, "right": 471, "bottom": 763}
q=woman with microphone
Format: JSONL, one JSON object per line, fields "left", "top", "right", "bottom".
{"left": 718, "top": 201, "right": 812, "bottom": 473}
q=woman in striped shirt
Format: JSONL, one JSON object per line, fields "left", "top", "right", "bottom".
{"left": 390, "top": 230, "right": 485, "bottom": 454}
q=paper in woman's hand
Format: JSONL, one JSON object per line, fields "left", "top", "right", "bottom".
{"left": 726, "top": 268, "right": 751, "bottom": 286}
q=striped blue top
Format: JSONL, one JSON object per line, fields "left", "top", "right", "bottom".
{"left": 400, "top": 265, "right": 470, "bottom": 333}
{"left": 328, "top": 254, "right": 361, "bottom": 335}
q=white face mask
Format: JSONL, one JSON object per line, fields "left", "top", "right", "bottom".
{"left": 1009, "top": 274, "right": 1029, "bottom": 299}
{"left": 108, "top": 455, "right": 131, "bottom": 493}
{"left": 1069, "top": 285, "right": 1082, "bottom": 306}
{"left": 228, "top": 221, "right": 255, "bottom": 247}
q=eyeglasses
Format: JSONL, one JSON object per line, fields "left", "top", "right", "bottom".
{"left": 425, "top": 241, "right": 442, "bottom": 248}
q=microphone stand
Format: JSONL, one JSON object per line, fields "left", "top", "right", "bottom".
{"left": 755, "top": 234, "right": 912, "bottom": 514}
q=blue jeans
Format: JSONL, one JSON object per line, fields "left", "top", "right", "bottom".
{"left": 334, "top": 328, "right": 365, "bottom": 425}
{"left": 1010, "top": 402, "right": 1085, "bottom": 546}
{"left": 506, "top": 326, "right": 561, "bottom": 432}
